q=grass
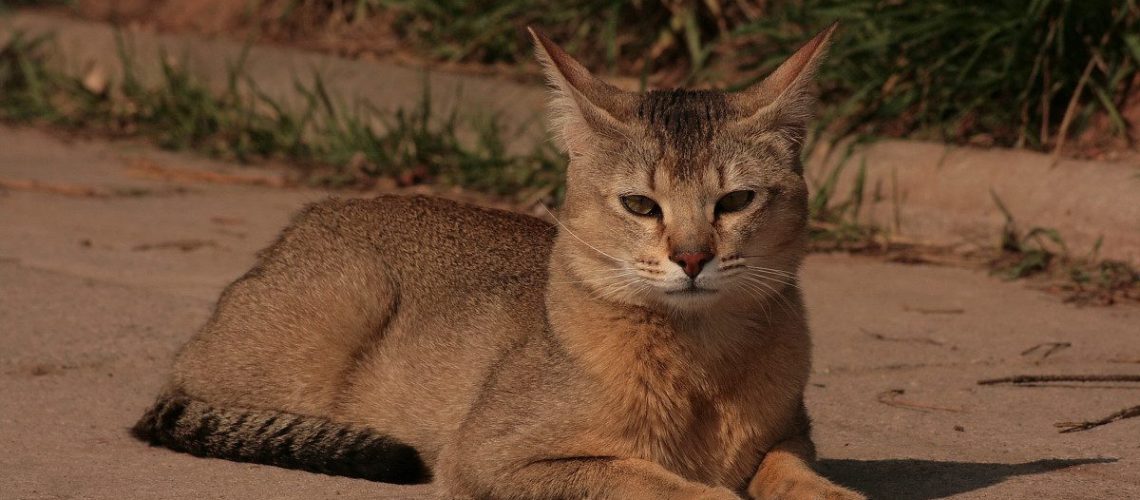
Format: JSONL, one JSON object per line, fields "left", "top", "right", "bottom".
{"left": 0, "top": 30, "right": 565, "bottom": 200}
{"left": 804, "top": 137, "right": 882, "bottom": 251}
{"left": 990, "top": 191, "right": 1139, "bottom": 305}
{"left": 250, "top": 0, "right": 1139, "bottom": 151}
{"left": 279, "top": 0, "right": 734, "bottom": 77}
{"left": 802, "top": 139, "right": 1140, "bottom": 304}
{"left": 1, "top": 30, "right": 1136, "bottom": 304}
{"left": 736, "top": 0, "right": 1140, "bottom": 151}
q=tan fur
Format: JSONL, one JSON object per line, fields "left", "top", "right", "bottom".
{"left": 160, "top": 24, "right": 863, "bottom": 499}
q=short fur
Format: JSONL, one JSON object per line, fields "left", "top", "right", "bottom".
{"left": 134, "top": 24, "right": 864, "bottom": 499}
{"left": 132, "top": 390, "right": 429, "bottom": 482}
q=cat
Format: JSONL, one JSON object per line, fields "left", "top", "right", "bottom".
{"left": 132, "top": 24, "right": 864, "bottom": 500}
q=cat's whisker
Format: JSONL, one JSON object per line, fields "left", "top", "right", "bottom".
{"left": 745, "top": 269, "right": 797, "bottom": 280}
{"left": 590, "top": 281, "right": 618, "bottom": 297}
{"left": 742, "top": 265, "right": 798, "bottom": 278}
{"left": 737, "top": 280, "right": 773, "bottom": 321}
{"left": 736, "top": 256, "right": 798, "bottom": 269}
{"left": 740, "top": 274, "right": 800, "bottom": 321}
{"left": 626, "top": 281, "right": 653, "bottom": 302}
{"left": 563, "top": 267, "right": 643, "bottom": 282}
{"left": 543, "top": 205, "right": 622, "bottom": 263}
{"left": 740, "top": 273, "right": 800, "bottom": 290}
{"left": 570, "top": 267, "right": 637, "bottom": 277}
{"left": 719, "top": 264, "right": 799, "bottom": 289}
{"left": 743, "top": 268, "right": 801, "bottom": 290}
{"left": 767, "top": 284, "right": 801, "bottom": 321}
{"left": 595, "top": 276, "right": 644, "bottom": 302}
{"left": 551, "top": 269, "right": 642, "bottom": 286}
{"left": 548, "top": 276, "right": 638, "bottom": 285}
{"left": 746, "top": 281, "right": 791, "bottom": 320}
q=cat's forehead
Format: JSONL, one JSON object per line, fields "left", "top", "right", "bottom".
{"left": 633, "top": 89, "right": 742, "bottom": 180}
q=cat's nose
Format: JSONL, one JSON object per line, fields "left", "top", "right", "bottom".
{"left": 670, "top": 251, "right": 715, "bottom": 279}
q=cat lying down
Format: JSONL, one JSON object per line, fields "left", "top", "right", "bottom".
{"left": 133, "top": 24, "right": 864, "bottom": 500}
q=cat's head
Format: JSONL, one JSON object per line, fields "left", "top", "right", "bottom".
{"left": 534, "top": 25, "right": 835, "bottom": 313}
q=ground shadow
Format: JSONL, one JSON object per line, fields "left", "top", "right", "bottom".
{"left": 817, "top": 457, "right": 1116, "bottom": 500}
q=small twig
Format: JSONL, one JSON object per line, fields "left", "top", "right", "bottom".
{"left": 132, "top": 239, "right": 218, "bottom": 252}
{"left": 978, "top": 374, "right": 1140, "bottom": 386}
{"left": 861, "top": 328, "right": 945, "bottom": 346}
{"left": 0, "top": 178, "right": 109, "bottom": 197}
{"left": 903, "top": 305, "right": 965, "bottom": 315}
{"left": 1021, "top": 342, "right": 1072, "bottom": 360}
{"left": 1108, "top": 358, "right": 1140, "bottom": 364}
{"left": 1051, "top": 20, "right": 1122, "bottom": 163}
{"left": 1050, "top": 58, "right": 1096, "bottom": 163}
{"left": 125, "top": 158, "right": 288, "bottom": 187}
{"left": 876, "top": 389, "right": 964, "bottom": 413}
{"left": 1056, "top": 405, "right": 1140, "bottom": 433}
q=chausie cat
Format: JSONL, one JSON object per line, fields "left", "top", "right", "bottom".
{"left": 133, "top": 24, "right": 864, "bottom": 500}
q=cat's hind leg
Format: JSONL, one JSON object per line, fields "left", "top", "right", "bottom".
{"left": 172, "top": 200, "right": 399, "bottom": 415}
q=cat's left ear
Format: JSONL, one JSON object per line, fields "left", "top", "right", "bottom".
{"left": 728, "top": 22, "right": 838, "bottom": 140}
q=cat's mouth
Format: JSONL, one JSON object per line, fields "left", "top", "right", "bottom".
{"left": 665, "top": 284, "right": 717, "bottom": 295}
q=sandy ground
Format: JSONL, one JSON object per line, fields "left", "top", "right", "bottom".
{"left": 1, "top": 125, "right": 1139, "bottom": 499}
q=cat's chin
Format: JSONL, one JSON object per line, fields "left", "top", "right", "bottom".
{"left": 665, "top": 288, "right": 718, "bottom": 295}
{"left": 654, "top": 287, "right": 725, "bottom": 311}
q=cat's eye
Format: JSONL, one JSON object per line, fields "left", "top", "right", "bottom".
{"left": 620, "top": 195, "right": 661, "bottom": 217}
{"left": 715, "top": 190, "right": 756, "bottom": 215}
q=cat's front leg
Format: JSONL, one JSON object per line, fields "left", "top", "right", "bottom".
{"left": 444, "top": 456, "right": 741, "bottom": 500}
{"left": 746, "top": 435, "right": 865, "bottom": 500}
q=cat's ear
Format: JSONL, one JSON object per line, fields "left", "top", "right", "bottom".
{"left": 528, "top": 27, "right": 636, "bottom": 154}
{"left": 728, "top": 22, "right": 838, "bottom": 140}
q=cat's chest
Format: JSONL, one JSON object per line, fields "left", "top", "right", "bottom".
{"left": 560, "top": 307, "right": 809, "bottom": 486}
{"left": 587, "top": 338, "right": 801, "bottom": 486}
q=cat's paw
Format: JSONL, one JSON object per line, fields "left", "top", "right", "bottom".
{"left": 757, "top": 478, "right": 865, "bottom": 500}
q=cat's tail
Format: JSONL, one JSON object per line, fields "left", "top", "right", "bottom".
{"left": 131, "top": 392, "right": 430, "bottom": 484}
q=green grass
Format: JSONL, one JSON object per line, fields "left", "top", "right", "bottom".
{"left": 1, "top": 29, "right": 1137, "bottom": 303}
{"left": 990, "top": 191, "right": 1139, "bottom": 305}
{"left": 0, "top": 31, "right": 565, "bottom": 200}
{"left": 322, "top": 0, "right": 727, "bottom": 76}
{"left": 737, "top": 0, "right": 1140, "bottom": 149}
{"left": 270, "top": 0, "right": 1139, "bottom": 150}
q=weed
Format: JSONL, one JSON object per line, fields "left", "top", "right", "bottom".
{"left": 368, "top": 0, "right": 735, "bottom": 80}
{"left": 740, "top": 0, "right": 1140, "bottom": 150}
{"left": 0, "top": 30, "right": 566, "bottom": 203}
{"left": 989, "top": 191, "right": 1139, "bottom": 305}
{"left": 806, "top": 137, "right": 884, "bottom": 252}
{"left": 243, "top": 0, "right": 1139, "bottom": 150}
{"left": 1, "top": 29, "right": 1136, "bottom": 304}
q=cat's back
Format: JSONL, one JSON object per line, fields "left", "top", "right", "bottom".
{"left": 286, "top": 194, "right": 554, "bottom": 297}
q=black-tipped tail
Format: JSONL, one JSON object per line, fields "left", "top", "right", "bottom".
{"left": 132, "top": 393, "right": 430, "bottom": 484}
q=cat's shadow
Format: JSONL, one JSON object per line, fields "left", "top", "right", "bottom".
{"left": 818, "top": 457, "right": 1116, "bottom": 500}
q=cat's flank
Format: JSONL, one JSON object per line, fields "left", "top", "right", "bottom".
{"left": 133, "top": 24, "right": 863, "bottom": 500}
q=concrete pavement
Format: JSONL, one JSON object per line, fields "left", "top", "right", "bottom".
{"left": 2, "top": 125, "right": 1138, "bottom": 499}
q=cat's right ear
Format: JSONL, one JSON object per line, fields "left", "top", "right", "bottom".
{"left": 529, "top": 27, "right": 635, "bottom": 154}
